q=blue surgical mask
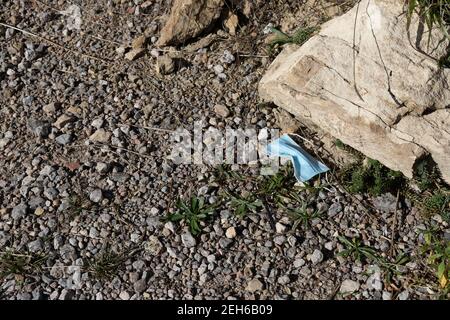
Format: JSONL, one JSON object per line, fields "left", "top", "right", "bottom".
{"left": 266, "top": 134, "right": 329, "bottom": 182}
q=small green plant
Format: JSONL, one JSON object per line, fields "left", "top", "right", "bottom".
{"left": 285, "top": 201, "right": 323, "bottom": 230}
{"left": 227, "top": 192, "right": 263, "bottom": 217}
{"left": 258, "top": 164, "right": 298, "bottom": 205}
{"left": 341, "top": 158, "right": 405, "bottom": 195}
{"left": 423, "top": 190, "right": 450, "bottom": 220}
{"left": 438, "top": 50, "right": 450, "bottom": 68}
{"left": 406, "top": 0, "right": 450, "bottom": 67}
{"left": 334, "top": 139, "right": 346, "bottom": 150}
{"left": 268, "top": 26, "right": 318, "bottom": 52}
{"left": 414, "top": 157, "right": 439, "bottom": 191}
{"left": 338, "top": 236, "right": 410, "bottom": 283}
{"left": 67, "top": 193, "right": 94, "bottom": 217}
{"left": 379, "top": 253, "right": 411, "bottom": 284}
{"left": 290, "top": 27, "right": 320, "bottom": 45}
{"left": 260, "top": 165, "right": 295, "bottom": 194}
{"left": 0, "top": 250, "right": 47, "bottom": 281}
{"left": 164, "top": 197, "right": 215, "bottom": 236}
{"left": 419, "top": 228, "right": 449, "bottom": 289}
{"left": 213, "top": 164, "right": 244, "bottom": 184}
{"left": 406, "top": 0, "right": 450, "bottom": 42}
{"left": 333, "top": 139, "right": 364, "bottom": 158}
{"left": 87, "top": 247, "right": 126, "bottom": 281}
{"left": 338, "top": 236, "right": 379, "bottom": 262}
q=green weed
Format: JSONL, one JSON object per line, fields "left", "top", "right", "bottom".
{"left": 87, "top": 247, "right": 126, "bottom": 281}
{"left": 213, "top": 164, "right": 244, "bottom": 184}
{"left": 423, "top": 191, "right": 450, "bottom": 220}
{"left": 341, "top": 158, "right": 405, "bottom": 196}
{"left": 338, "top": 236, "right": 410, "bottom": 283}
{"left": 164, "top": 197, "right": 215, "bottom": 236}
{"left": 67, "top": 193, "right": 94, "bottom": 217}
{"left": 419, "top": 228, "right": 450, "bottom": 289}
{"left": 259, "top": 164, "right": 296, "bottom": 195}
{"left": 0, "top": 250, "right": 47, "bottom": 281}
{"left": 268, "top": 26, "right": 318, "bottom": 53}
{"left": 338, "top": 236, "right": 379, "bottom": 262}
{"left": 406, "top": 0, "right": 450, "bottom": 42}
{"left": 406, "top": 0, "right": 450, "bottom": 67}
{"left": 414, "top": 157, "right": 439, "bottom": 191}
{"left": 438, "top": 50, "right": 450, "bottom": 68}
{"left": 334, "top": 139, "right": 346, "bottom": 150}
{"left": 285, "top": 201, "right": 323, "bottom": 230}
{"left": 226, "top": 192, "right": 264, "bottom": 217}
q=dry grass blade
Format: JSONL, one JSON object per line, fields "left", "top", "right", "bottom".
{"left": 0, "top": 250, "right": 47, "bottom": 280}
{"left": 0, "top": 22, "right": 112, "bottom": 64}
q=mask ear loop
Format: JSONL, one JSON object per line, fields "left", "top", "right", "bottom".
{"left": 285, "top": 135, "right": 375, "bottom": 217}
{"left": 287, "top": 133, "right": 332, "bottom": 190}
{"left": 266, "top": 133, "right": 330, "bottom": 183}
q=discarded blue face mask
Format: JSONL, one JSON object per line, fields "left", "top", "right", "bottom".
{"left": 266, "top": 134, "right": 329, "bottom": 183}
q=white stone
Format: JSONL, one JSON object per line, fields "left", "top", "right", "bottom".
{"left": 214, "top": 104, "right": 230, "bottom": 118}
{"left": 398, "top": 290, "right": 410, "bottom": 300}
{"left": 119, "top": 291, "right": 130, "bottom": 300}
{"left": 144, "top": 236, "right": 163, "bottom": 255}
{"left": 89, "top": 189, "right": 103, "bottom": 203}
{"left": 382, "top": 291, "right": 392, "bottom": 300}
{"left": 340, "top": 279, "right": 360, "bottom": 294}
{"left": 366, "top": 265, "right": 383, "bottom": 291}
{"left": 293, "top": 258, "right": 305, "bottom": 268}
{"left": 245, "top": 278, "right": 263, "bottom": 292}
{"left": 213, "top": 65, "right": 224, "bottom": 74}
{"left": 89, "top": 129, "right": 111, "bottom": 143}
{"left": 181, "top": 232, "right": 196, "bottom": 248}
{"left": 225, "top": 227, "right": 236, "bottom": 239}
{"left": 309, "top": 249, "right": 324, "bottom": 265}
{"left": 275, "top": 222, "right": 287, "bottom": 234}
{"left": 125, "top": 48, "right": 145, "bottom": 61}
{"left": 91, "top": 118, "right": 104, "bottom": 129}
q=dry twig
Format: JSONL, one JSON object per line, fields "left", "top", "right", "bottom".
{"left": 0, "top": 22, "right": 112, "bottom": 64}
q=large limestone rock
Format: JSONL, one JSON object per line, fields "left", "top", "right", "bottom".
{"left": 259, "top": 0, "right": 450, "bottom": 183}
{"left": 157, "top": 0, "right": 224, "bottom": 46}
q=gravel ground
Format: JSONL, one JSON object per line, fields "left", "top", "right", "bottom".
{"left": 0, "top": 0, "right": 448, "bottom": 300}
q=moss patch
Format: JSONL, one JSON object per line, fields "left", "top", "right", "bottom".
{"left": 341, "top": 158, "right": 405, "bottom": 196}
